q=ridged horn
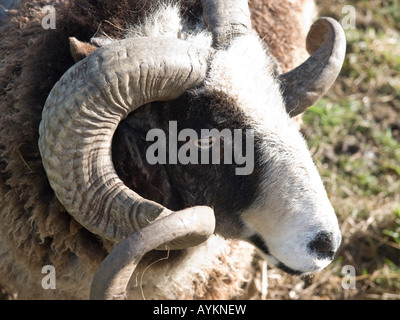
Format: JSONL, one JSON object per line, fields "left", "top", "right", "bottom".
{"left": 39, "top": 37, "right": 213, "bottom": 248}
{"left": 202, "top": 0, "right": 252, "bottom": 48}
{"left": 90, "top": 206, "right": 215, "bottom": 300}
{"left": 279, "top": 17, "right": 346, "bottom": 117}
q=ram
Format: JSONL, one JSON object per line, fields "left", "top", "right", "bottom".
{"left": 0, "top": 0, "right": 345, "bottom": 299}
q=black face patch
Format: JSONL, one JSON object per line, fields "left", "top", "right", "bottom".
{"left": 248, "top": 234, "right": 270, "bottom": 255}
{"left": 276, "top": 263, "right": 304, "bottom": 276}
{"left": 112, "top": 91, "right": 262, "bottom": 238}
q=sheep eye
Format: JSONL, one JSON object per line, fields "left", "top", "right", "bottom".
{"left": 193, "top": 136, "right": 217, "bottom": 150}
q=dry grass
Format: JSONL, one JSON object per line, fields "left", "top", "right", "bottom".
{"left": 245, "top": 0, "right": 400, "bottom": 300}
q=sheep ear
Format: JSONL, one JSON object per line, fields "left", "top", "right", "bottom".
{"left": 69, "top": 37, "right": 98, "bottom": 62}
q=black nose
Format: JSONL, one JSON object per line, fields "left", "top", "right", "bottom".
{"left": 308, "top": 232, "right": 336, "bottom": 260}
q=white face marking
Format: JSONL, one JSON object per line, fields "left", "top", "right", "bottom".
{"left": 242, "top": 130, "right": 341, "bottom": 274}
{"left": 204, "top": 33, "right": 341, "bottom": 274}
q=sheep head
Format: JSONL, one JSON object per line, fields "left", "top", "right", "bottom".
{"left": 38, "top": 0, "right": 346, "bottom": 299}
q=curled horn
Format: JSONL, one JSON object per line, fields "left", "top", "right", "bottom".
{"left": 38, "top": 0, "right": 255, "bottom": 300}
{"left": 39, "top": 37, "right": 213, "bottom": 247}
{"left": 39, "top": 0, "right": 254, "bottom": 249}
{"left": 279, "top": 17, "right": 346, "bottom": 117}
{"left": 201, "top": 2, "right": 346, "bottom": 116}
{"left": 90, "top": 207, "right": 215, "bottom": 300}
{"left": 39, "top": 37, "right": 216, "bottom": 299}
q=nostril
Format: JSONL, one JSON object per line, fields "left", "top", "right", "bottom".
{"left": 308, "top": 232, "right": 336, "bottom": 259}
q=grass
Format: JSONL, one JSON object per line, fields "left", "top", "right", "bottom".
{"left": 246, "top": 0, "right": 400, "bottom": 300}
